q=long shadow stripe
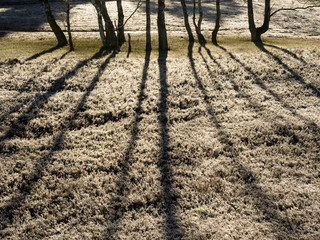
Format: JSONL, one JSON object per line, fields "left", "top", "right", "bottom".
{"left": 188, "top": 42, "right": 299, "bottom": 238}
{"left": 264, "top": 44, "right": 307, "bottom": 64}
{"left": 217, "top": 44, "right": 320, "bottom": 136}
{"left": 158, "top": 50, "right": 181, "bottom": 239}
{"left": 0, "top": 52, "right": 115, "bottom": 232}
{"left": 255, "top": 42, "right": 320, "bottom": 98}
{"left": 25, "top": 46, "right": 62, "bottom": 62}
{"left": 103, "top": 51, "right": 151, "bottom": 239}
{"left": 0, "top": 50, "right": 71, "bottom": 125}
{"left": 0, "top": 48, "right": 108, "bottom": 143}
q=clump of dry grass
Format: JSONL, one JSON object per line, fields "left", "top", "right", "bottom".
{"left": 0, "top": 36, "right": 320, "bottom": 239}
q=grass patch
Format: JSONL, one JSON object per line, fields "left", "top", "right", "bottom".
{"left": 2, "top": 34, "right": 320, "bottom": 60}
{"left": 194, "top": 206, "right": 216, "bottom": 218}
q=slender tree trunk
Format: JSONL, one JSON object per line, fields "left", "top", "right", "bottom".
{"left": 248, "top": 0, "right": 270, "bottom": 42}
{"left": 197, "top": 0, "right": 206, "bottom": 44}
{"left": 146, "top": 0, "right": 152, "bottom": 51}
{"left": 94, "top": 0, "right": 118, "bottom": 49}
{"left": 180, "top": 0, "right": 194, "bottom": 42}
{"left": 158, "top": 0, "right": 168, "bottom": 51}
{"left": 192, "top": 0, "right": 206, "bottom": 45}
{"left": 257, "top": 0, "right": 270, "bottom": 35}
{"left": 197, "top": 0, "right": 203, "bottom": 31}
{"left": 212, "top": 0, "right": 220, "bottom": 45}
{"left": 91, "top": 0, "right": 107, "bottom": 48}
{"left": 248, "top": 0, "right": 259, "bottom": 42}
{"left": 193, "top": 0, "right": 196, "bottom": 32}
{"left": 97, "top": 8, "right": 107, "bottom": 48}
{"left": 117, "top": 0, "right": 126, "bottom": 45}
{"left": 66, "top": 1, "right": 74, "bottom": 51}
{"left": 41, "top": 0, "right": 67, "bottom": 47}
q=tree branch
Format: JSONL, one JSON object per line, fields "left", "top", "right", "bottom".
{"left": 116, "top": 0, "right": 142, "bottom": 30}
{"left": 271, "top": 5, "right": 320, "bottom": 17}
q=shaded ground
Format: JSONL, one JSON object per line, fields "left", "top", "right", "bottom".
{"left": 0, "top": 37, "right": 320, "bottom": 239}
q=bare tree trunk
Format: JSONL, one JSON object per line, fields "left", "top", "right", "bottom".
{"left": 197, "top": 0, "right": 203, "bottom": 31}
{"left": 248, "top": 0, "right": 270, "bottom": 42}
{"left": 91, "top": 0, "right": 107, "bottom": 48}
{"left": 212, "top": 0, "right": 220, "bottom": 45}
{"left": 97, "top": 9, "right": 107, "bottom": 48}
{"left": 180, "top": 0, "right": 194, "bottom": 42}
{"left": 41, "top": 0, "right": 67, "bottom": 47}
{"left": 158, "top": 0, "right": 168, "bottom": 51}
{"left": 257, "top": 0, "right": 270, "bottom": 36}
{"left": 117, "top": 0, "right": 126, "bottom": 45}
{"left": 193, "top": 0, "right": 206, "bottom": 45}
{"left": 248, "top": 0, "right": 259, "bottom": 42}
{"left": 146, "top": 0, "right": 152, "bottom": 51}
{"left": 66, "top": 1, "right": 74, "bottom": 51}
{"left": 94, "top": 0, "right": 118, "bottom": 49}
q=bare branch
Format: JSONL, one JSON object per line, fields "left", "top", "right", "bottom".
{"left": 271, "top": 5, "right": 320, "bottom": 17}
{"left": 116, "top": 0, "right": 142, "bottom": 30}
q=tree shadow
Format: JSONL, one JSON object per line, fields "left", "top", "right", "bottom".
{"left": 0, "top": 47, "right": 109, "bottom": 146}
{"left": 0, "top": 50, "right": 71, "bottom": 125}
{"left": 103, "top": 50, "right": 150, "bottom": 238}
{"left": 102, "top": 50, "right": 181, "bottom": 239}
{"left": 263, "top": 44, "right": 307, "bottom": 64}
{"left": 188, "top": 43, "right": 221, "bottom": 128}
{"left": 25, "top": 45, "right": 66, "bottom": 62}
{"left": 188, "top": 43, "right": 301, "bottom": 238}
{"left": 198, "top": 45, "right": 239, "bottom": 91}
{"left": 199, "top": 45, "right": 272, "bottom": 115}
{"left": 199, "top": 45, "right": 310, "bottom": 149}
{"left": 202, "top": 45, "right": 316, "bottom": 150}
{"left": 254, "top": 42, "right": 320, "bottom": 98}
{"left": 158, "top": 50, "right": 181, "bottom": 239}
{"left": 0, "top": 50, "right": 115, "bottom": 232}
{"left": 216, "top": 44, "right": 320, "bottom": 131}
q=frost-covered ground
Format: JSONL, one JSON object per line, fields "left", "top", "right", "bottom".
{"left": 1, "top": 0, "right": 320, "bottom": 239}
{"left": 1, "top": 39, "right": 320, "bottom": 239}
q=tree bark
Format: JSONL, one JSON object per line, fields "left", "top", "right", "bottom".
{"left": 212, "top": 0, "right": 220, "bottom": 45}
{"left": 193, "top": 0, "right": 206, "bottom": 45}
{"left": 97, "top": 8, "right": 107, "bottom": 48}
{"left": 257, "top": 0, "right": 270, "bottom": 36}
{"left": 146, "top": 0, "right": 152, "bottom": 51}
{"left": 197, "top": 0, "right": 206, "bottom": 44}
{"left": 117, "top": 0, "right": 126, "bottom": 45}
{"left": 248, "top": 0, "right": 270, "bottom": 42}
{"left": 41, "top": 0, "right": 67, "bottom": 47}
{"left": 197, "top": 0, "right": 203, "bottom": 31}
{"left": 247, "top": 0, "right": 259, "bottom": 42}
{"left": 94, "top": 0, "right": 118, "bottom": 49}
{"left": 91, "top": 0, "right": 107, "bottom": 48}
{"left": 180, "top": 0, "right": 194, "bottom": 42}
{"left": 66, "top": 1, "right": 74, "bottom": 51}
{"left": 158, "top": 0, "right": 168, "bottom": 51}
